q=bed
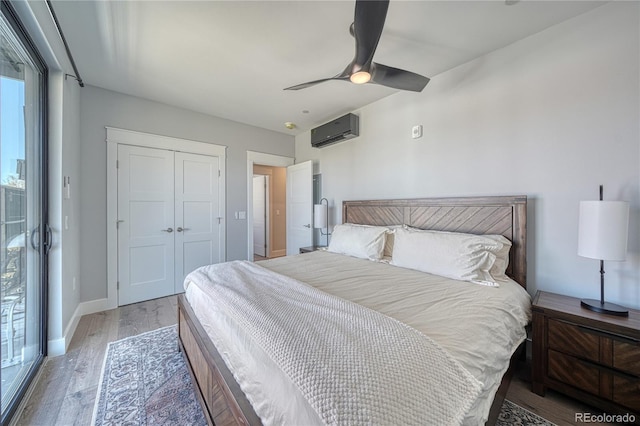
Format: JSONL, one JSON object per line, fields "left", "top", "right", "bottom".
{"left": 177, "top": 195, "right": 530, "bottom": 426}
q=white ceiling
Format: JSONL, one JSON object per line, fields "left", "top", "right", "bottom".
{"left": 51, "top": 0, "right": 604, "bottom": 135}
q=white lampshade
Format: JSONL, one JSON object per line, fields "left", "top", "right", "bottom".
{"left": 314, "top": 204, "right": 327, "bottom": 229}
{"left": 578, "top": 201, "right": 629, "bottom": 261}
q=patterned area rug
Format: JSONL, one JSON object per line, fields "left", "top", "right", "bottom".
{"left": 497, "top": 399, "right": 556, "bottom": 425}
{"left": 94, "top": 326, "right": 554, "bottom": 425}
{"left": 92, "top": 326, "right": 206, "bottom": 425}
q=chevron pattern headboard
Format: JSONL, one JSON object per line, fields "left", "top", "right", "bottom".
{"left": 342, "top": 196, "right": 527, "bottom": 288}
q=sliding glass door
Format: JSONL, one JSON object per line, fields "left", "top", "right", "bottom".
{"left": 0, "top": 1, "right": 48, "bottom": 423}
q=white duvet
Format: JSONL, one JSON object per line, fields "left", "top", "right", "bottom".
{"left": 184, "top": 251, "right": 531, "bottom": 425}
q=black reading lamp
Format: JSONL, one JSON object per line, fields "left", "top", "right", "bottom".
{"left": 313, "top": 198, "right": 331, "bottom": 247}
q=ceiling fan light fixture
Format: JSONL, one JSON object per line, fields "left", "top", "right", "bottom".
{"left": 350, "top": 71, "right": 371, "bottom": 84}
{"left": 283, "top": 0, "right": 429, "bottom": 92}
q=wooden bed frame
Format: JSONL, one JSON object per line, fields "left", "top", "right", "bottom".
{"left": 177, "top": 195, "right": 528, "bottom": 426}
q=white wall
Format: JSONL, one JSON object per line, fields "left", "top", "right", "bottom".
{"left": 79, "top": 86, "right": 295, "bottom": 303}
{"left": 296, "top": 3, "right": 640, "bottom": 309}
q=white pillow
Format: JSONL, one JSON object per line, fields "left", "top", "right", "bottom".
{"left": 484, "top": 234, "right": 512, "bottom": 278}
{"left": 328, "top": 223, "right": 388, "bottom": 261}
{"left": 383, "top": 225, "right": 403, "bottom": 258}
{"left": 390, "top": 227, "right": 508, "bottom": 286}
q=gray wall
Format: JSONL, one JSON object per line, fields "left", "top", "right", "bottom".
{"left": 59, "top": 76, "right": 81, "bottom": 335}
{"left": 295, "top": 3, "right": 640, "bottom": 308}
{"left": 79, "top": 86, "right": 295, "bottom": 302}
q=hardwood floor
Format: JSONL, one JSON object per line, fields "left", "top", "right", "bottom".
{"left": 14, "top": 295, "right": 615, "bottom": 425}
{"left": 15, "top": 296, "right": 177, "bottom": 426}
{"left": 507, "top": 362, "right": 612, "bottom": 426}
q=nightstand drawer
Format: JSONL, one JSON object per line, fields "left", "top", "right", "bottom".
{"left": 613, "top": 376, "right": 640, "bottom": 410}
{"left": 613, "top": 341, "right": 640, "bottom": 376}
{"left": 548, "top": 319, "right": 599, "bottom": 362}
{"left": 548, "top": 349, "right": 600, "bottom": 396}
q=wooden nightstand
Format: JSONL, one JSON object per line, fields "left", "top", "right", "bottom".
{"left": 532, "top": 291, "right": 640, "bottom": 418}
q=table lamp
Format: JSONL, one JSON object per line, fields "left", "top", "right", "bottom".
{"left": 577, "top": 185, "right": 629, "bottom": 316}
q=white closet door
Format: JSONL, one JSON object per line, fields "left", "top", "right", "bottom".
{"left": 118, "top": 145, "right": 175, "bottom": 305}
{"left": 174, "top": 152, "right": 221, "bottom": 294}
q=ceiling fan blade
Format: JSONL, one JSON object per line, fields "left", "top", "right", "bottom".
{"left": 352, "top": 0, "right": 389, "bottom": 70}
{"left": 284, "top": 77, "right": 337, "bottom": 91}
{"left": 370, "top": 62, "right": 430, "bottom": 92}
{"left": 284, "top": 74, "right": 351, "bottom": 91}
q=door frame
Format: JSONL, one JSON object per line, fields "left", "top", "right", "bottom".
{"left": 106, "top": 127, "right": 226, "bottom": 310}
{"left": 246, "top": 151, "right": 293, "bottom": 261}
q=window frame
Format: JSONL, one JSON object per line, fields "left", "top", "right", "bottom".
{"left": 0, "top": 1, "right": 49, "bottom": 424}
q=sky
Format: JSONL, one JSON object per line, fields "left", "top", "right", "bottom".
{"left": 0, "top": 76, "right": 26, "bottom": 185}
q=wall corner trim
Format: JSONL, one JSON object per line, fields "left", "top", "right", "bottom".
{"left": 47, "top": 298, "right": 110, "bottom": 357}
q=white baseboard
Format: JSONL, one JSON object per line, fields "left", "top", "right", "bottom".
{"left": 78, "top": 297, "right": 110, "bottom": 316}
{"left": 47, "top": 337, "right": 67, "bottom": 357}
{"left": 47, "top": 298, "right": 110, "bottom": 357}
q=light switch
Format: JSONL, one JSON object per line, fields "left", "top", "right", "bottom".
{"left": 238, "top": 211, "right": 247, "bottom": 220}
{"left": 412, "top": 125, "right": 423, "bottom": 139}
{"left": 64, "top": 176, "right": 71, "bottom": 199}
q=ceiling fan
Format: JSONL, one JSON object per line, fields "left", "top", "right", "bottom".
{"left": 284, "top": 0, "right": 430, "bottom": 93}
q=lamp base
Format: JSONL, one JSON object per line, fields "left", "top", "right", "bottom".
{"left": 580, "top": 299, "right": 629, "bottom": 317}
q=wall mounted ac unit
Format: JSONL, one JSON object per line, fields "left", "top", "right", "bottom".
{"left": 311, "top": 113, "right": 359, "bottom": 148}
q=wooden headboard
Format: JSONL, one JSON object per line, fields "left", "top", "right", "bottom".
{"left": 342, "top": 196, "right": 527, "bottom": 288}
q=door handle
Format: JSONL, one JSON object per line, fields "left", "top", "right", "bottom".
{"left": 303, "top": 224, "right": 311, "bottom": 228}
{"left": 177, "top": 227, "right": 190, "bottom": 232}
{"left": 161, "top": 228, "right": 173, "bottom": 233}
{"left": 29, "top": 224, "right": 52, "bottom": 253}
{"left": 44, "top": 224, "right": 52, "bottom": 255}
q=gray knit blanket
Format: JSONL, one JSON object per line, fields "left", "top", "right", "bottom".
{"left": 186, "top": 260, "right": 483, "bottom": 425}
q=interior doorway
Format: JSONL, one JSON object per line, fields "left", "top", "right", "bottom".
{"left": 246, "top": 151, "right": 294, "bottom": 261}
{"left": 252, "top": 164, "right": 286, "bottom": 260}
{"left": 252, "top": 175, "right": 268, "bottom": 258}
